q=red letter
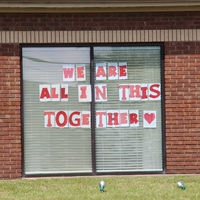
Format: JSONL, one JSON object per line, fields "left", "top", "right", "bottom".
{"left": 95, "top": 85, "right": 107, "bottom": 101}
{"left": 40, "top": 87, "right": 50, "bottom": 99}
{"left": 51, "top": 87, "right": 58, "bottom": 99}
{"left": 130, "top": 113, "right": 139, "bottom": 124}
{"left": 69, "top": 111, "right": 81, "bottom": 127}
{"left": 61, "top": 87, "right": 68, "bottom": 99}
{"left": 63, "top": 67, "right": 74, "bottom": 78}
{"left": 44, "top": 111, "right": 55, "bottom": 127}
{"left": 120, "top": 112, "right": 128, "bottom": 124}
{"left": 77, "top": 67, "right": 84, "bottom": 78}
{"left": 107, "top": 112, "right": 119, "bottom": 126}
{"left": 141, "top": 85, "right": 148, "bottom": 100}
{"left": 149, "top": 84, "right": 161, "bottom": 99}
{"left": 77, "top": 66, "right": 85, "bottom": 79}
{"left": 96, "top": 111, "right": 106, "bottom": 127}
{"left": 119, "top": 85, "right": 129, "bottom": 100}
{"left": 96, "top": 66, "right": 106, "bottom": 78}
{"left": 55, "top": 111, "right": 68, "bottom": 127}
{"left": 82, "top": 113, "right": 89, "bottom": 126}
{"left": 76, "top": 65, "right": 86, "bottom": 81}
{"left": 80, "top": 86, "right": 87, "bottom": 99}
{"left": 129, "top": 85, "right": 141, "bottom": 99}
{"left": 119, "top": 63, "right": 127, "bottom": 79}
{"left": 108, "top": 66, "right": 117, "bottom": 77}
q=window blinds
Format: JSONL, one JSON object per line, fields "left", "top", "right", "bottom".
{"left": 22, "top": 45, "right": 163, "bottom": 175}
{"left": 94, "top": 46, "right": 163, "bottom": 172}
{"left": 22, "top": 47, "right": 92, "bottom": 174}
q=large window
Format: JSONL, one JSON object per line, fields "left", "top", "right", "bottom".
{"left": 22, "top": 44, "right": 164, "bottom": 176}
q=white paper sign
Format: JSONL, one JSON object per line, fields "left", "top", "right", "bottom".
{"left": 69, "top": 111, "right": 81, "bottom": 128}
{"left": 143, "top": 110, "right": 156, "bottom": 128}
{"left": 148, "top": 83, "right": 161, "bottom": 100}
{"left": 96, "top": 110, "right": 107, "bottom": 128}
{"left": 44, "top": 110, "right": 55, "bottom": 127}
{"left": 95, "top": 84, "right": 107, "bottom": 102}
{"left": 63, "top": 64, "right": 75, "bottom": 81}
{"left": 107, "top": 110, "right": 120, "bottom": 127}
{"left": 96, "top": 63, "right": 107, "bottom": 80}
{"left": 60, "top": 84, "right": 69, "bottom": 102}
{"left": 81, "top": 111, "right": 91, "bottom": 128}
{"left": 129, "top": 110, "right": 139, "bottom": 127}
{"left": 119, "top": 62, "right": 128, "bottom": 79}
{"left": 108, "top": 62, "right": 118, "bottom": 80}
{"left": 76, "top": 64, "right": 86, "bottom": 81}
{"left": 55, "top": 110, "right": 68, "bottom": 128}
{"left": 120, "top": 110, "right": 129, "bottom": 127}
{"left": 39, "top": 84, "right": 51, "bottom": 102}
{"left": 129, "top": 84, "right": 141, "bottom": 100}
{"left": 141, "top": 84, "right": 148, "bottom": 101}
{"left": 119, "top": 84, "right": 129, "bottom": 101}
{"left": 51, "top": 84, "right": 60, "bottom": 102}
{"left": 78, "top": 85, "right": 91, "bottom": 102}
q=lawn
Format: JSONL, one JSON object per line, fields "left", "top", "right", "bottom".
{"left": 0, "top": 175, "right": 199, "bottom": 200}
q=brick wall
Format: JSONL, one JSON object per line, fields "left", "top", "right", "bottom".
{"left": 0, "top": 44, "right": 21, "bottom": 179}
{"left": 165, "top": 42, "right": 200, "bottom": 173}
{"left": 1, "top": 12, "right": 200, "bottom": 178}
{"left": 0, "top": 12, "right": 199, "bottom": 31}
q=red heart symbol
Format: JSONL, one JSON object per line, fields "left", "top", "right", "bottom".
{"left": 144, "top": 113, "right": 155, "bottom": 124}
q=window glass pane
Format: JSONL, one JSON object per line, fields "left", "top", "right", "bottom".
{"left": 22, "top": 47, "right": 92, "bottom": 175}
{"left": 94, "top": 46, "right": 163, "bottom": 172}
{"left": 22, "top": 45, "right": 164, "bottom": 175}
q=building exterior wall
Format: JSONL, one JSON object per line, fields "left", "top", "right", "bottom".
{"left": 1, "top": 12, "right": 200, "bottom": 179}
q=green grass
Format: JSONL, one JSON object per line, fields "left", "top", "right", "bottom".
{"left": 0, "top": 175, "right": 199, "bottom": 200}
